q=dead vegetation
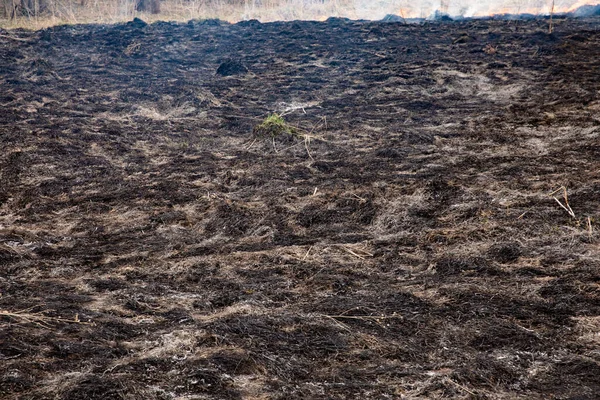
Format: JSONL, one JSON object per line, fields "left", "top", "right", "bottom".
{"left": 1, "top": 15, "right": 600, "bottom": 399}
{"left": 0, "top": 308, "right": 91, "bottom": 327}
{"left": 0, "top": 0, "right": 354, "bottom": 29}
{"left": 1, "top": 0, "right": 592, "bottom": 30}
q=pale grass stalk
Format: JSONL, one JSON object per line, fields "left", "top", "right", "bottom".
{"left": 549, "top": 186, "right": 576, "bottom": 219}
{"left": 1, "top": 308, "right": 92, "bottom": 328}
{"left": 549, "top": 0, "right": 555, "bottom": 33}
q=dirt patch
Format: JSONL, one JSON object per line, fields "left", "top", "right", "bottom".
{"left": 1, "top": 15, "right": 600, "bottom": 399}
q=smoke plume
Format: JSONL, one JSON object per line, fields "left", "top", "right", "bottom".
{"left": 351, "top": 0, "right": 597, "bottom": 19}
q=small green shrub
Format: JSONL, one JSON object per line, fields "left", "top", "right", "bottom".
{"left": 253, "top": 113, "right": 296, "bottom": 138}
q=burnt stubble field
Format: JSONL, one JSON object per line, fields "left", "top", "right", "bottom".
{"left": 1, "top": 15, "right": 600, "bottom": 399}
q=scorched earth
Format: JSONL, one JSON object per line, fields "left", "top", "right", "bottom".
{"left": 1, "top": 14, "right": 600, "bottom": 399}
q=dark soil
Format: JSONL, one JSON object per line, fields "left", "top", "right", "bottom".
{"left": 1, "top": 15, "right": 600, "bottom": 399}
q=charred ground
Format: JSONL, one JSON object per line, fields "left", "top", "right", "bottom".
{"left": 1, "top": 15, "right": 600, "bottom": 399}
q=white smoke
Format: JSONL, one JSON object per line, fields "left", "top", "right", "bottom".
{"left": 351, "top": 0, "right": 595, "bottom": 19}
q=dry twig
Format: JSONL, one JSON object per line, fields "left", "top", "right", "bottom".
{"left": 304, "top": 134, "right": 314, "bottom": 160}
{"left": 337, "top": 244, "right": 373, "bottom": 260}
{"left": 320, "top": 312, "right": 403, "bottom": 330}
{"left": 549, "top": 186, "right": 576, "bottom": 219}
{"left": 0, "top": 34, "right": 30, "bottom": 42}
{"left": 301, "top": 245, "right": 313, "bottom": 261}
{"left": 0, "top": 308, "right": 92, "bottom": 328}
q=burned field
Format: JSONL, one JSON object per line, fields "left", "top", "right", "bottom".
{"left": 1, "top": 15, "right": 600, "bottom": 399}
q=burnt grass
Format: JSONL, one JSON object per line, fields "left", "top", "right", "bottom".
{"left": 1, "top": 15, "right": 600, "bottom": 399}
